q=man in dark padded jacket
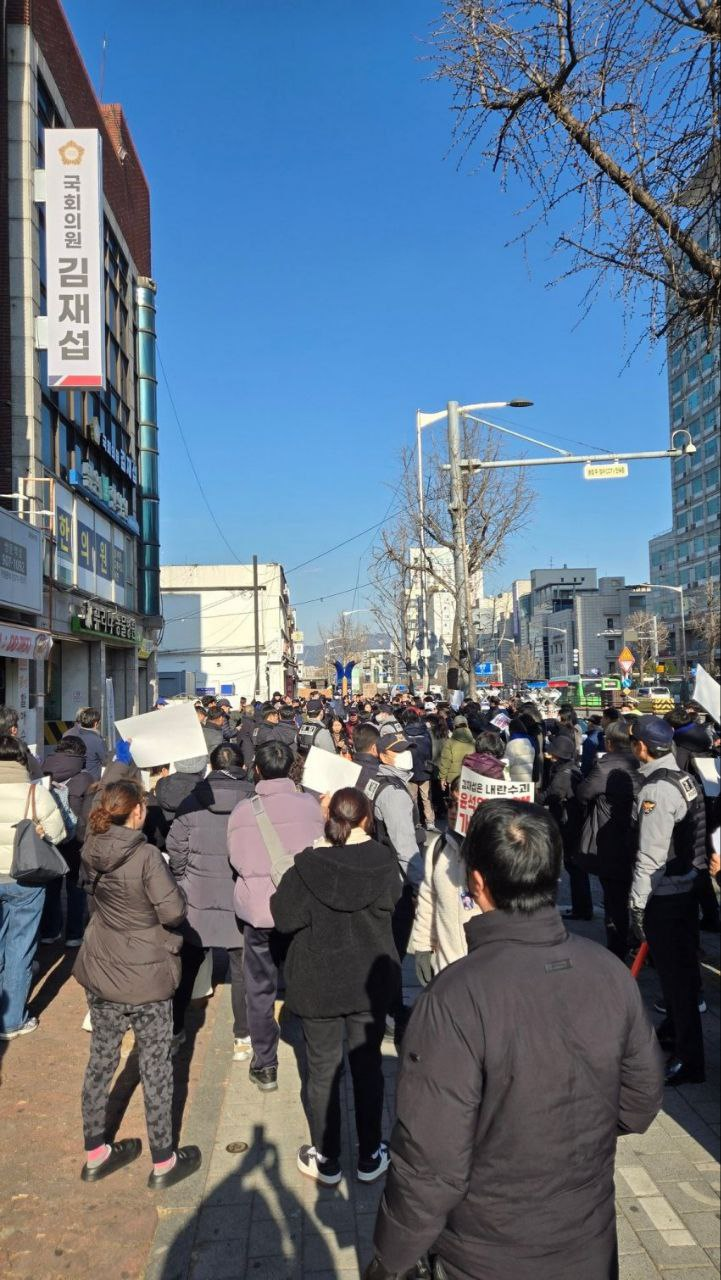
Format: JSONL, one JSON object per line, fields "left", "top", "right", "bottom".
{"left": 366, "top": 799, "right": 663, "bottom": 1280}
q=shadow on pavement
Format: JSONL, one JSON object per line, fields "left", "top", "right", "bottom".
{"left": 157, "top": 1122, "right": 336, "bottom": 1280}
{"left": 28, "top": 946, "right": 77, "bottom": 1019}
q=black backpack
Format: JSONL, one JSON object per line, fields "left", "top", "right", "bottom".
{"left": 297, "top": 722, "right": 323, "bottom": 758}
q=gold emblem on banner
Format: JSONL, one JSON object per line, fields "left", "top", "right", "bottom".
{"left": 58, "top": 139, "right": 85, "bottom": 165}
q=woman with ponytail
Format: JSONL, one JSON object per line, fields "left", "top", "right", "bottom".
{"left": 270, "top": 787, "right": 401, "bottom": 1188}
{"left": 74, "top": 781, "right": 201, "bottom": 1189}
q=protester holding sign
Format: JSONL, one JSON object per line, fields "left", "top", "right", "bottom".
{"left": 455, "top": 767, "right": 533, "bottom": 837}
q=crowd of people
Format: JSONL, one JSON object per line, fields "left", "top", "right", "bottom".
{"left": 0, "top": 682, "right": 718, "bottom": 1272}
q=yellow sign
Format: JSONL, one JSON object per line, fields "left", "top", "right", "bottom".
{"left": 583, "top": 462, "right": 629, "bottom": 480}
{"left": 618, "top": 646, "right": 635, "bottom": 664}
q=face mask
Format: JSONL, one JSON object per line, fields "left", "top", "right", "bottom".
{"left": 393, "top": 750, "right": 414, "bottom": 773}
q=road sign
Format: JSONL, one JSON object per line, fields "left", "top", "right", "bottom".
{"left": 583, "top": 462, "right": 629, "bottom": 480}
{"left": 618, "top": 646, "right": 635, "bottom": 664}
{"left": 475, "top": 662, "right": 494, "bottom": 676}
{"left": 618, "top": 659, "right": 634, "bottom": 674}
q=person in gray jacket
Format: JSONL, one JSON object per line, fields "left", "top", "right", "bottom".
{"left": 63, "top": 707, "right": 108, "bottom": 780}
{"left": 354, "top": 725, "right": 423, "bottom": 1041}
{"left": 629, "top": 715, "right": 707, "bottom": 1086}
{"left": 166, "top": 745, "right": 253, "bottom": 1059}
{"left": 366, "top": 800, "right": 663, "bottom": 1280}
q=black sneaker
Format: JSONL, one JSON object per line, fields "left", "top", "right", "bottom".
{"left": 147, "top": 1145, "right": 202, "bottom": 1190}
{"left": 249, "top": 1063, "right": 278, "bottom": 1092}
{"left": 357, "top": 1142, "right": 390, "bottom": 1183}
{"left": 296, "top": 1144, "right": 342, "bottom": 1186}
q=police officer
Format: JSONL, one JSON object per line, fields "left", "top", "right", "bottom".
{"left": 629, "top": 715, "right": 706, "bottom": 1086}
{"left": 352, "top": 723, "right": 424, "bottom": 1042}
{"left": 297, "top": 699, "right": 336, "bottom": 756}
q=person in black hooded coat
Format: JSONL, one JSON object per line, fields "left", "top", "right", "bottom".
{"left": 270, "top": 787, "right": 401, "bottom": 1187}
{"left": 575, "top": 719, "right": 641, "bottom": 958}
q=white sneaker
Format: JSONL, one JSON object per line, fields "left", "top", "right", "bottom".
{"left": 233, "top": 1036, "right": 252, "bottom": 1061}
{"left": 357, "top": 1142, "right": 390, "bottom": 1183}
{"left": 0, "top": 1016, "right": 39, "bottom": 1041}
{"left": 82, "top": 1010, "right": 93, "bottom": 1032}
{"left": 296, "top": 1144, "right": 342, "bottom": 1186}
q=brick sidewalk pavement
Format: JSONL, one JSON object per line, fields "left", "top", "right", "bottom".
{"left": 0, "top": 943, "right": 222, "bottom": 1280}
{"left": 1, "top": 914, "right": 717, "bottom": 1279}
{"left": 144, "top": 916, "right": 720, "bottom": 1280}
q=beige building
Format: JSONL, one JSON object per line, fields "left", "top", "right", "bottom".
{"left": 159, "top": 563, "right": 296, "bottom": 702}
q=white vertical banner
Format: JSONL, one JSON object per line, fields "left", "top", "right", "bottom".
{"left": 45, "top": 128, "right": 105, "bottom": 389}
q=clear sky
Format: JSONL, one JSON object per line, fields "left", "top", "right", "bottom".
{"left": 64, "top": 0, "right": 673, "bottom": 640}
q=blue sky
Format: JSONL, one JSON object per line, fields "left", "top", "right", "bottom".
{"left": 65, "top": 0, "right": 673, "bottom": 640}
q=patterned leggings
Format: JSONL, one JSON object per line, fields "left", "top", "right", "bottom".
{"left": 82, "top": 993, "right": 174, "bottom": 1162}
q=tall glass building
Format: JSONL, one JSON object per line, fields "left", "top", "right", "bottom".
{"left": 648, "top": 164, "right": 720, "bottom": 671}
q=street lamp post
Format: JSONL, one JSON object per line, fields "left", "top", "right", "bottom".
{"left": 542, "top": 625, "right": 569, "bottom": 679}
{"left": 498, "top": 636, "right": 515, "bottom": 683}
{"left": 415, "top": 398, "right": 533, "bottom": 698}
{"left": 627, "top": 583, "right": 688, "bottom": 680}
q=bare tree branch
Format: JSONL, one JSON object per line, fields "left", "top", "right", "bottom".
{"left": 431, "top": 0, "right": 721, "bottom": 340}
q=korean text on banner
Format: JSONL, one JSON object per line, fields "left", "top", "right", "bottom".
{"left": 454, "top": 766, "right": 534, "bottom": 835}
{"left": 45, "top": 129, "right": 105, "bottom": 389}
{"left": 692, "top": 665, "right": 721, "bottom": 727}
{"left": 114, "top": 702, "right": 208, "bottom": 769}
{"left": 302, "top": 746, "right": 361, "bottom": 796}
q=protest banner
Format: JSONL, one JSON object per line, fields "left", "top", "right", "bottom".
{"left": 692, "top": 664, "right": 720, "bottom": 726}
{"left": 454, "top": 767, "right": 533, "bottom": 835}
{"left": 302, "top": 746, "right": 361, "bottom": 795}
{"left": 114, "top": 701, "right": 207, "bottom": 768}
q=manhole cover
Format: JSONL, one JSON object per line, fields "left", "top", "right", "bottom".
{"left": 226, "top": 1141, "right": 249, "bottom": 1154}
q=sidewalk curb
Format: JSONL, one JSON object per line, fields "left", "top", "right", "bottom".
{"left": 144, "top": 986, "right": 233, "bottom": 1280}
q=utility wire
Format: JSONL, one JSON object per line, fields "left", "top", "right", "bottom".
{"left": 158, "top": 346, "right": 245, "bottom": 564}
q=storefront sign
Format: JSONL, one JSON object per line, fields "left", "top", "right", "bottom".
{"left": 45, "top": 129, "right": 105, "bottom": 389}
{"left": 0, "top": 509, "right": 43, "bottom": 614}
{"left": 71, "top": 601, "right": 137, "bottom": 644}
{"left": 0, "top": 621, "right": 53, "bottom": 660}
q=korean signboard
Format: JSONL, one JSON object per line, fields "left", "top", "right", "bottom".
{"left": 45, "top": 129, "right": 105, "bottom": 389}
{"left": 0, "top": 508, "right": 43, "bottom": 614}
{"left": 454, "top": 766, "right": 534, "bottom": 835}
{"left": 71, "top": 601, "right": 138, "bottom": 645}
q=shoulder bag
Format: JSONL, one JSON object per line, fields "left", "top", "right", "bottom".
{"left": 11, "top": 786, "right": 69, "bottom": 886}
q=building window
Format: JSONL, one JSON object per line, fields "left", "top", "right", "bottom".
{"left": 707, "top": 496, "right": 720, "bottom": 519}
{"left": 606, "top": 617, "right": 614, "bottom": 628}
{"left": 607, "top": 638, "right": 616, "bottom": 652}
{"left": 692, "top": 475, "right": 704, "bottom": 496}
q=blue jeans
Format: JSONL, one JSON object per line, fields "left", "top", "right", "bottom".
{"left": 0, "top": 881, "right": 45, "bottom": 1033}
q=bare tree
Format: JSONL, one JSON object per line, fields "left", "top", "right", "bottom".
{"left": 505, "top": 644, "right": 541, "bottom": 683}
{"left": 367, "top": 525, "right": 416, "bottom": 686}
{"left": 318, "top": 611, "right": 370, "bottom": 685}
{"left": 431, "top": 1, "right": 721, "bottom": 340}
{"left": 688, "top": 581, "right": 721, "bottom": 673}
{"left": 373, "top": 416, "right": 535, "bottom": 689}
{"left": 625, "top": 609, "right": 670, "bottom": 674}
